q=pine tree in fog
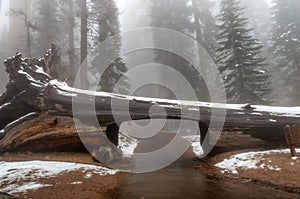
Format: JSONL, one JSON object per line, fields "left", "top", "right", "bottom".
{"left": 240, "top": 0, "right": 271, "bottom": 47}
{"left": 79, "top": 0, "right": 88, "bottom": 89}
{"left": 150, "top": 0, "right": 211, "bottom": 101}
{"left": 31, "top": 0, "right": 79, "bottom": 82}
{"left": 0, "top": 30, "right": 8, "bottom": 94}
{"left": 59, "top": 0, "right": 76, "bottom": 82}
{"left": 89, "top": 0, "right": 129, "bottom": 94}
{"left": 270, "top": 0, "right": 300, "bottom": 105}
{"left": 192, "top": 0, "right": 217, "bottom": 59}
{"left": 8, "top": 0, "right": 36, "bottom": 57}
{"left": 216, "top": 0, "right": 270, "bottom": 104}
{"left": 32, "top": 0, "right": 62, "bottom": 56}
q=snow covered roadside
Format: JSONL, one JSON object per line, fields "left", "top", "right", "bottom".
{"left": 118, "top": 133, "right": 139, "bottom": 158}
{"left": 0, "top": 161, "right": 118, "bottom": 194}
{"left": 182, "top": 135, "right": 203, "bottom": 157}
{"left": 215, "top": 149, "right": 300, "bottom": 175}
{"left": 118, "top": 133, "right": 204, "bottom": 158}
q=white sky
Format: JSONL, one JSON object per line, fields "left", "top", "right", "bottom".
{"left": 0, "top": 0, "right": 9, "bottom": 31}
{"left": 0, "top": 0, "right": 273, "bottom": 31}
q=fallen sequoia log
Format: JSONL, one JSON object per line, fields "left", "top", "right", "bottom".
{"left": 1, "top": 51, "right": 300, "bottom": 153}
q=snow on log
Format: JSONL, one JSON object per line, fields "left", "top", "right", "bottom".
{"left": 0, "top": 50, "right": 300, "bottom": 152}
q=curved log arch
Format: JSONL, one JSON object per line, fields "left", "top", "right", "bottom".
{"left": 106, "top": 123, "right": 119, "bottom": 146}
{"left": 105, "top": 120, "right": 209, "bottom": 148}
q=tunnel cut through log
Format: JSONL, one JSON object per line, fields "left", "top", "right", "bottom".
{"left": 1, "top": 51, "right": 300, "bottom": 153}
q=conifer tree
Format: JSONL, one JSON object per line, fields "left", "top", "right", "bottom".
{"left": 32, "top": 0, "right": 62, "bottom": 56}
{"left": 216, "top": 0, "right": 270, "bottom": 104}
{"left": 192, "top": 0, "right": 217, "bottom": 59}
{"left": 150, "top": 0, "right": 211, "bottom": 101}
{"left": 270, "top": 0, "right": 300, "bottom": 105}
{"left": 30, "top": 0, "right": 78, "bottom": 82}
{"left": 240, "top": 0, "right": 271, "bottom": 46}
{"left": 89, "top": 0, "right": 129, "bottom": 94}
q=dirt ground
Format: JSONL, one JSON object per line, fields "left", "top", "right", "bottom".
{"left": 0, "top": 131, "right": 299, "bottom": 198}
{"left": 196, "top": 131, "right": 300, "bottom": 193}
{"left": 0, "top": 152, "right": 125, "bottom": 199}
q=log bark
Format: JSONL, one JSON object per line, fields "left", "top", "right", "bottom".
{"left": 1, "top": 51, "right": 300, "bottom": 152}
{"left": 0, "top": 114, "right": 108, "bottom": 152}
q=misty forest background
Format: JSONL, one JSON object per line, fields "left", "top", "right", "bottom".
{"left": 0, "top": 0, "right": 299, "bottom": 106}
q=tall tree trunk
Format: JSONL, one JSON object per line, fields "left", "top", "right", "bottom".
{"left": 68, "top": 0, "right": 75, "bottom": 82}
{"left": 24, "top": 0, "right": 31, "bottom": 56}
{"left": 192, "top": 0, "right": 206, "bottom": 80}
{"left": 192, "top": 0, "right": 203, "bottom": 46}
{"left": 192, "top": 0, "right": 209, "bottom": 98}
{"left": 80, "top": 0, "right": 88, "bottom": 89}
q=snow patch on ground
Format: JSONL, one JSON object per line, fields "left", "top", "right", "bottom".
{"left": 84, "top": 173, "right": 93, "bottom": 179}
{"left": 182, "top": 135, "right": 203, "bottom": 157}
{"left": 0, "top": 161, "right": 118, "bottom": 194}
{"left": 70, "top": 181, "right": 83, "bottom": 185}
{"left": 2, "top": 182, "right": 52, "bottom": 194}
{"left": 118, "top": 133, "right": 139, "bottom": 158}
{"left": 117, "top": 132, "right": 204, "bottom": 158}
{"left": 215, "top": 149, "right": 300, "bottom": 174}
{"left": 292, "top": 156, "right": 298, "bottom": 160}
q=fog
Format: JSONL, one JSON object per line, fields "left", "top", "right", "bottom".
{"left": 0, "top": 0, "right": 299, "bottom": 106}
{"left": 0, "top": 0, "right": 9, "bottom": 94}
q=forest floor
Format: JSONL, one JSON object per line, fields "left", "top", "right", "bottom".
{"left": 0, "top": 131, "right": 299, "bottom": 198}
{"left": 0, "top": 152, "right": 125, "bottom": 199}
{"left": 196, "top": 131, "right": 300, "bottom": 194}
